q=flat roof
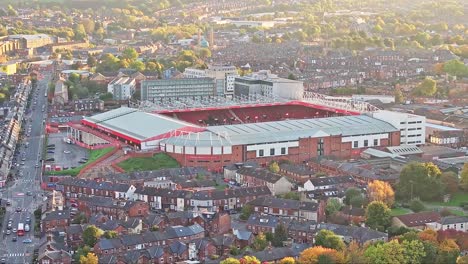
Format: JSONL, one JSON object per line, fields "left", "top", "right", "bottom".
{"left": 162, "top": 115, "right": 397, "bottom": 147}
{"left": 84, "top": 107, "right": 200, "bottom": 141}
{"left": 426, "top": 123, "right": 462, "bottom": 131}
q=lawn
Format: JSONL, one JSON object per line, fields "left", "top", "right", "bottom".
{"left": 448, "top": 209, "right": 467, "bottom": 216}
{"left": 391, "top": 207, "right": 412, "bottom": 216}
{"left": 426, "top": 192, "right": 468, "bottom": 207}
{"left": 117, "top": 153, "right": 180, "bottom": 172}
{"left": 46, "top": 147, "right": 115, "bottom": 176}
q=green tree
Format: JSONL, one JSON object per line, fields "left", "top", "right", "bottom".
{"left": 409, "top": 199, "right": 426, "bottom": 213}
{"left": 397, "top": 162, "right": 444, "bottom": 201}
{"left": 122, "top": 47, "right": 139, "bottom": 61}
{"left": 344, "top": 188, "right": 362, "bottom": 205}
{"left": 82, "top": 225, "right": 103, "bottom": 247}
{"left": 364, "top": 240, "right": 405, "bottom": 264}
{"left": 422, "top": 241, "right": 439, "bottom": 264}
{"left": 326, "top": 197, "right": 343, "bottom": 217}
{"left": 73, "top": 246, "right": 90, "bottom": 263}
{"left": 288, "top": 73, "right": 297, "bottom": 80}
{"left": 102, "top": 230, "right": 118, "bottom": 239}
{"left": 87, "top": 56, "right": 97, "bottom": 68}
{"left": 129, "top": 60, "right": 145, "bottom": 72}
{"left": 365, "top": 201, "right": 391, "bottom": 231}
{"left": 269, "top": 161, "right": 280, "bottom": 173}
{"left": 314, "top": 229, "right": 345, "bottom": 251}
{"left": 459, "top": 163, "right": 468, "bottom": 190}
{"left": 441, "top": 171, "right": 459, "bottom": 193}
{"left": 240, "top": 204, "right": 253, "bottom": 220}
{"left": 81, "top": 18, "right": 96, "bottom": 34}
{"left": 74, "top": 24, "right": 87, "bottom": 41}
{"left": 414, "top": 78, "right": 437, "bottom": 97}
{"left": 272, "top": 223, "right": 288, "bottom": 247}
{"left": 443, "top": 60, "right": 468, "bottom": 77}
{"left": 395, "top": 88, "right": 405, "bottom": 103}
{"left": 402, "top": 239, "right": 426, "bottom": 264}
{"left": 197, "top": 48, "right": 212, "bottom": 59}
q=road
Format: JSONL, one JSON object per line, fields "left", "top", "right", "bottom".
{"left": 1, "top": 75, "right": 50, "bottom": 263}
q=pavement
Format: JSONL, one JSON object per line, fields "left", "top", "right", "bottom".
{"left": 46, "top": 132, "right": 88, "bottom": 169}
{"left": 0, "top": 75, "right": 50, "bottom": 263}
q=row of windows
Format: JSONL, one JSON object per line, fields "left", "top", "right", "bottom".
{"left": 353, "top": 139, "right": 379, "bottom": 148}
{"left": 259, "top": 147, "right": 287, "bottom": 157}
{"left": 400, "top": 121, "right": 423, "bottom": 124}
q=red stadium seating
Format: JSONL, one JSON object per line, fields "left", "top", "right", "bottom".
{"left": 162, "top": 104, "right": 345, "bottom": 126}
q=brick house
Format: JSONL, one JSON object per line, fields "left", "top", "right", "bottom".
{"left": 236, "top": 167, "right": 294, "bottom": 195}
{"left": 246, "top": 214, "right": 289, "bottom": 235}
{"left": 37, "top": 234, "right": 73, "bottom": 264}
{"left": 248, "top": 197, "right": 324, "bottom": 222}
{"left": 56, "top": 178, "right": 136, "bottom": 200}
{"left": 42, "top": 210, "right": 71, "bottom": 232}
{"left": 287, "top": 220, "right": 317, "bottom": 243}
{"left": 279, "top": 163, "right": 317, "bottom": 183}
{"left": 78, "top": 196, "right": 149, "bottom": 220}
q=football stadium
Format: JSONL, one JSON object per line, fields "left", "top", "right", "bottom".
{"left": 68, "top": 94, "right": 401, "bottom": 171}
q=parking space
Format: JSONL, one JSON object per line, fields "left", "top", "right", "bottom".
{"left": 46, "top": 133, "right": 88, "bottom": 169}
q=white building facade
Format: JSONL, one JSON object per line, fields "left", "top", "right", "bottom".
{"left": 183, "top": 64, "right": 239, "bottom": 97}
{"left": 107, "top": 76, "right": 136, "bottom": 100}
{"left": 370, "top": 110, "right": 426, "bottom": 145}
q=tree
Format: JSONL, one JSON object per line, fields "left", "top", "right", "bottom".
{"left": 74, "top": 24, "right": 87, "bottom": 41}
{"left": 288, "top": 73, "right": 297, "bottom": 80}
{"left": 344, "top": 188, "right": 362, "bottom": 205}
{"left": 314, "top": 229, "right": 345, "bottom": 251}
{"left": 422, "top": 240, "right": 439, "bottom": 264}
{"left": 437, "top": 239, "right": 460, "bottom": 264}
{"left": 395, "top": 88, "right": 405, "bottom": 103}
{"left": 150, "top": 225, "right": 159, "bottom": 231}
{"left": 97, "top": 53, "right": 120, "bottom": 72}
{"left": 83, "top": 225, "right": 103, "bottom": 247}
{"left": 79, "top": 252, "right": 98, "bottom": 264}
{"left": 240, "top": 204, "right": 253, "bottom": 220}
{"left": 460, "top": 163, "right": 468, "bottom": 190}
{"left": 397, "top": 162, "right": 444, "bottom": 201}
{"left": 81, "top": 18, "right": 96, "bottom": 34}
{"left": 457, "top": 256, "right": 468, "bottom": 264}
{"left": 272, "top": 223, "right": 288, "bottom": 247}
{"left": 122, "top": 47, "right": 139, "bottom": 61}
{"left": 418, "top": 229, "right": 438, "bottom": 243}
{"left": 129, "top": 60, "right": 146, "bottom": 72}
{"left": 365, "top": 201, "right": 391, "bottom": 231}
{"left": 73, "top": 246, "right": 90, "bottom": 263}
{"left": 443, "top": 60, "right": 468, "bottom": 77}
{"left": 197, "top": 48, "right": 212, "bottom": 59}
{"left": 102, "top": 230, "right": 118, "bottom": 239}
{"left": 368, "top": 180, "right": 395, "bottom": 207}
{"left": 268, "top": 161, "right": 280, "bottom": 173}
{"left": 252, "top": 233, "right": 268, "bottom": 251}
{"left": 414, "top": 78, "right": 437, "bottom": 97}
{"left": 99, "top": 92, "right": 114, "bottom": 101}
{"left": 441, "top": 171, "right": 459, "bottom": 193}
{"left": 364, "top": 240, "right": 405, "bottom": 264}
{"left": 409, "top": 199, "right": 426, "bottom": 213}
{"left": 279, "top": 257, "right": 295, "bottom": 264}
{"left": 87, "top": 56, "right": 97, "bottom": 68}
{"left": 344, "top": 241, "right": 366, "bottom": 264}
{"left": 402, "top": 239, "right": 426, "bottom": 264}
{"left": 239, "top": 256, "right": 261, "bottom": 264}
{"left": 220, "top": 258, "right": 240, "bottom": 264}
{"left": 299, "top": 246, "right": 343, "bottom": 264}
{"left": 350, "top": 195, "right": 366, "bottom": 208}
{"left": 326, "top": 197, "right": 343, "bottom": 217}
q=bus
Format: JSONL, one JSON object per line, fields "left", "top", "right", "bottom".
{"left": 17, "top": 223, "right": 25, "bottom": 236}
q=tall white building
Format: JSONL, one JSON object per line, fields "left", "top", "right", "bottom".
{"left": 234, "top": 70, "right": 304, "bottom": 100}
{"left": 183, "top": 64, "right": 238, "bottom": 97}
{"left": 369, "top": 110, "right": 426, "bottom": 145}
{"left": 107, "top": 76, "right": 136, "bottom": 100}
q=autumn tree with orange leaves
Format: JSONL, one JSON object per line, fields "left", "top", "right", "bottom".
{"left": 368, "top": 180, "right": 395, "bottom": 207}
{"left": 299, "top": 246, "right": 345, "bottom": 264}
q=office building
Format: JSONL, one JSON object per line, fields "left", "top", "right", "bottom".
{"left": 141, "top": 78, "right": 216, "bottom": 101}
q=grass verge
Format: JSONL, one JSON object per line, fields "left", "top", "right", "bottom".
{"left": 391, "top": 207, "right": 412, "bottom": 216}
{"left": 117, "top": 153, "right": 179, "bottom": 172}
{"left": 46, "top": 147, "right": 114, "bottom": 176}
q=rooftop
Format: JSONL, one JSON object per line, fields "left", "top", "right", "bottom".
{"left": 394, "top": 211, "right": 441, "bottom": 227}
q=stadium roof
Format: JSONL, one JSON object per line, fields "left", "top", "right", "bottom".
{"left": 162, "top": 115, "right": 398, "bottom": 147}
{"left": 83, "top": 107, "right": 201, "bottom": 142}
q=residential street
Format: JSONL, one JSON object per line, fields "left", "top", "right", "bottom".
{"left": 1, "top": 75, "right": 50, "bottom": 264}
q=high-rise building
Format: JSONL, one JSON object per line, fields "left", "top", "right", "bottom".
{"left": 107, "top": 76, "right": 136, "bottom": 100}
{"left": 369, "top": 110, "right": 426, "bottom": 145}
{"left": 183, "top": 65, "right": 238, "bottom": 97}
{"left": 140, "top": 78, "right": 216, "bottom": 101}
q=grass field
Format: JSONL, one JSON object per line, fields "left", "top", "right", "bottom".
{"left": 117, "top": 153, "right": 180, "bottom": 172}
{"left": 391, "top": 207, "right": 412, "bottom": 216}
{"left": 46, "top": 147, "right": 114, "bottom": 176}
{"left": 426, "top": 192, "right": 468, "bottom": 207}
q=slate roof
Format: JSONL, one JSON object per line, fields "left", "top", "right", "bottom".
{"left": 248, "top": 197, "right": 319, "bottom": 212}
{"left": 57, "top": 177, "right": 131, "bottom": 192}
{"left": 165, "top": 224, "right": 205, "bottom": 239}
{"left": 233, "top": 230, "right": 253, "bottom": 241}
{"left": 247, "top": 214, "right": 280, "bottom": 228}
{"left": 191, "top": 186, "right": 271, "bottom": 201}
{"left": 280, "top": 163, "right": 316, "bottom": 175}
{"left": 317, "top": 223, "right": 387, "bottom": 243}
{"left": 97, "top": 238, "right": 123, "bottom": 250}
{"left": 237, "top": 167, "right": 285, "bottom": 183}
{"left": 288, "top": 220, "right": 317, "bottom": 232}
{"left": 43, "top": 210, "right": 70, "bottom": 221}
{"left": 309, "top": 175, "right": 354, "bottom": 187}
{"left": 440, "top": 216, "right": 468, "bottom": 225}
{"left": 169, "top": 241, "right": 187, "bottom": 255}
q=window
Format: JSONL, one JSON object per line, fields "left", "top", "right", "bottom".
{"left": 374, "top": 139, "right": 378, "bottom": 146}
{"left": 317, "top": 138, "right": 324, "bottom": 156}
{"left": 259, "top": 149, "right": 264, "bottom": 157}
{"left": 400, "top": 122, "right": 406, "bottom": 124}
{"left": 270, "top": 148, "right": 275, "bottom": 156}
{"left": 281, "top": 147, "right": 286, "bottom": 155}
{"left": 353, "top": 141, "right": 358, "bottom": 148}
{"left": 364, "top": 140, "right": 368, "bottom": 147}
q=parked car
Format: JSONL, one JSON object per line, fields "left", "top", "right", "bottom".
{"left": 25, "top": 224, "right": 30, "bottom": 232}
{"left": 22, "top": 239, "right": 32, "bottom": 244}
